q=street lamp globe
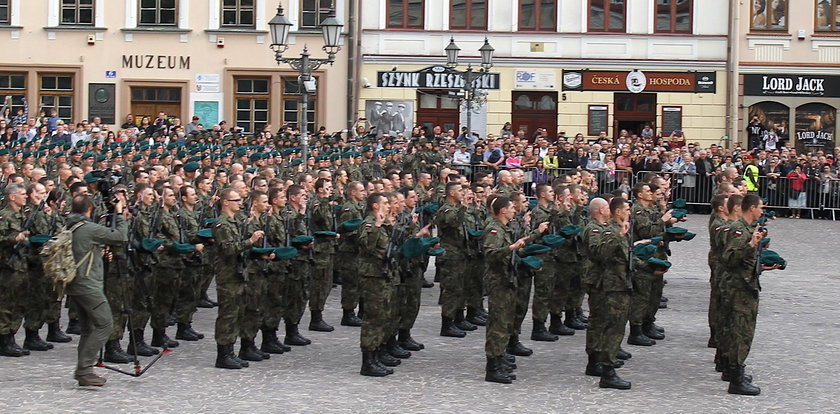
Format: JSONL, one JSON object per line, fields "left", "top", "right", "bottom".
{"left": 268, "top": 4, "right": 293, "bottom": 49}
{"left": 320, "top": 9, "right": 344, "bottom": 52}
{"left": 479, "top": 37, "right": 495, "bottom": 69}
{"left": 445, "top": 37, "right": 460, "bottom": 68}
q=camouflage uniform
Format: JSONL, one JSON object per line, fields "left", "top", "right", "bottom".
{"left": 309, "top": 196, "right": 336, "bottom": 314}
{"left": 284, "top": 207, "right": 311, "bottom": 325}
{"left": 565, "top": 205, "right": 588, "bottom": 312}
{"left": 707, "top": 213, "right": 726, "bottom": 345}
{"left": 530, "top": 203, "right": 558, "bottom": 325}
{"left": 551, "top": 205, "right": 579, "bottom": 319}
{"left": 583, "top": 220, "right": 632, "bottom": 369}
{"left": 396, "top": 213, "right": 423, "bottom": 332}
{"left": 212, "top": 213, "right": 252, "bottom": 346}
{"left": 464, "top": 204, "right": 486, "bottom": 314}
{"left": 241, "top": 214, "right": 269, "bottom": 342}
{"left": 482, "top": 217, "right": 515, "bottom": 358}
{"left": 22, "top": 203, "right": 52, "bottom": 332}
{"left": 337, "top": 200, "right": 364, "bottom": 313}
{"left": 718, "top": 218, "right": 760, "bottom": 371}
{"left": 435, "top": 200, "right": 467, "bottom": 321}
{"left": 174, "top": 206, "right": 204, "bottom": 328}
{"left": 0, "top": 207, "right": 29, "bottom": 338}
{"left": 263, "top": 209, "right": 288, "bottom": 330}
{"left": 149, "top": 208, "right": 184, "bottom": 331}
{"left": 357, "top": 215, "right": 393, "bottom": 352}
{"left": 629, "top": 204, "right": 667, "bottom": 326}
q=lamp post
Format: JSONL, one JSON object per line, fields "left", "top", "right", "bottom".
{"left": 444, "top": 37, "right": 494, "bottom": 138}
{"left": 268, "top": 3, "right": 343, "bottom": 169}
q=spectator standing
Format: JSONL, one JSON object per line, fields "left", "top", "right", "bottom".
{"left": 787, "top": 165, "right": 807, "bottom": 218}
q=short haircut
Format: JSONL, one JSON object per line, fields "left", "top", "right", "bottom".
{"left": 490, "top": 196, "right": 511, "bottom": 216}
{"left": 71, "top": 195, "right": 94, "bottom": 214}
{"left": 535, "top": 183, "right": 552, "bottom": 198}
{"left": 609, "top": 197, "right": 628, "bottom": 215}
{"left": 741, "top": 194, "right": 761, "bottom": 211}
{"left": 632, "top": 182, "right": 649, "bottom": 198}
{"left": 366, "top": 192, "right": 385, "bottom": 212}
{"left": 726, "top": 194, "right": 744, "bottom": 214}
{"left": 286, "top": 184, "right": 305, "bottom": 199}
{"left": 445, "top": 181, "right": 461, "bottom": 197}
{"left": 314, "top": 177, "right": 330, "bottom": 191}
{"left": 711, "top": 194, "right": 728, "bottom": 212}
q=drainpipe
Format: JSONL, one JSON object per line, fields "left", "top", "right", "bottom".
{"left": 346, "top": 0, "right": 359, "bottom": 132}
{"left": 725, "top": 0, "right": 739, "bottom": 149}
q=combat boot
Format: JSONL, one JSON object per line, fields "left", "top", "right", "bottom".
{"left": 398, "top": 329, "right": 424, "bottom": 351}
{"left": 627, "top": 324, "right": 656, "bottom": 346}
{"left": 707, "top": 335, "right": 718, "bottom": 348}
{"left": 238, "top": 339, "right": 266, "bottom": 362}
{"left": 0, "top": 333, "right": 24, "bottom": 357}
{"left": 46, "top": 321, "right": 72, "bottom": 343}
{"left": 197, "top": 291, "right": 215, "bottom": 308}
{"left": 75, "top": 372, "right": 107, "bottom": 387}
{"left": 727, "top": 367, "right": 760, "bottom": 395}
{"left": 65, "top": 318, "right": 81, "bottom": 335}
{"left": 260, "top": 328, "right": 285, "bottom": 354}
{"left": 340, "top": 309, "right": 363, "bottom": 327}
{"left": 454, "top": 310, "right": 477, "bottom": 331}
{"left": 175, "top": 323, "right": 201, "bottom": 341}
{"left": 284, "top": 323, "right": 312, "bottom": 346}
{"left": 378, "top": 344, "right": 401, "bottom": 367}
{"left": 422, "top": 279, "right": 434, "bottom": 288}
{"left": 7, "top": 333, "right": 29, "bottom": 356}
{"left": 599, "top": 367, "right": 631, "bottom": 389}
{"left": 440, "top": 317, "right": 466, "bottom": 338}
{"left": 477, "top": 306, "right": 489, "bottom": 319}
{"left": 166, "top": 312, "right": 176, "bottom": 327}
{"left": 230, "top": 344, "right": 250, "bottom": 368}
{"left": 548, "top": 313, "right": 575, "bottom": 336}
{"left": 575, "top": 307, "right": 589, "bottom": 324}
{"left": 502, "top": 352, "right": 516, "bottom": 364}
{"left": 465, "top": 307, "right": 487, "bottom": 326}
{"left": 361, "top": 351, "right": 390, "bottom": 377}
{"left": 371, "top": 350, "right": 394, "bottom": 374}
{"left": 103, "top": 339, "right": 132, "bottom": 363}
{"left": 585, "top": 353, "right": 605, "bottom": 377}
{"left": 309, "top": 310, "right": 335, "bottom": 332}
{"left": 506, "top": 335, "right": 533, "bottom": 357}
{"left": 24, "top": 329, "right": 53, "bottom": 351}
{"left": 531, "top": 320, "right": 559, "bottom": 342}
{"left": 386, "top": 336, "right": 411, "bottom": 359}
{"left": 564, "top": 309, "right": 586, "bottom": 330}
{"left": 127, "top": 329, "right": 159, "bottom": 356}
{"left": 642, "top": 322, "right": 665, "bottom": 340}
{"left": 616, "top": 347, "right": 632, "bottom": 360}
{"left": 650, "top": 321, "right": 665, "bottom": 333}
{"left": 721, "top": 363, "right": 752, "bottom": 382}
{"left": 150, "top": 328, "right": 179, "bottom": 348}
{"left": 215, "top": 344, "right": 242, "bottom": 369}
{"left": 485, "top": 357, "right": 513, "bottom": 384}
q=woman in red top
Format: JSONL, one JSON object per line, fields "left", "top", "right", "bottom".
{"left": 786, "top": 165, "right": 807, "bottom": 218}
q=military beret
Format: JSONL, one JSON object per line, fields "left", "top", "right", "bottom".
{"left": 0, "top": 149, "right": 8, "bottom": 156}
{"left": 672, "top": 198, "right": 687, "bottom": 209}
{"left": 520, "top": 256, "right": 544, "bottom": 270}
{"left": 250, "top": 247, "right": 277, "bottom": 257}
{"left": 671, "top": 209, "right": 688, "bottom": 220}
{"left": 633, "top": 243, "right": 658, "bottom": 261}
{"left": 647, "top": 258, "right": 672, "bottom": 271}
{"left": 184, "top": 162, "right": 200, "bottom": 173}
{"left": 313, "top": 231, "right": 338, "bottom": 238}
{"left": 171, "top": 242, "right": 196, "bottom": 254}
{"left": 289, "top": 159, "right": 303, "bottom": 166}
{"left": 141, "top": 238, "right": 164, "bottom": 253}
{"left": 29, "top": 234, "right": 52, "bottom": 246}
{"left": 290, "top": 235, "right": 314, "bottom": 246}
{"left": 760, "top": 249, "right": 786, "bottom": 269}
{"left": 522, "top": 243, "right": 551, "bottom": 256}
{"left": 95, "top": 155, "right": 107, "bottom": 162}
{"left": 274, "top": 246, "right": 299, "bottom": 260}
{"left": 338, "top": 218, "right": 363, "bottom": 233}
{"left": 81, "top": 152, "right": 94, "bottom": 159}
{"left": 426, "top": 247, "right": 446, "bottom": 256}
{"left": 559, "top": 224, "right": 582, "bottom": 237}
{"left": 83, "top": 172, "right": 100, "bottom": 183}
{"left": 132, "top": 154, "right": 144, "bottom": 162}
{"left": 467, "top": 229, "right": 484, "bottom": 238}
{"left": 196, "top": 228, "right": 214, "bottom": 239}
{"left": 542, "top": 234, "right": 566, "bottom": 248}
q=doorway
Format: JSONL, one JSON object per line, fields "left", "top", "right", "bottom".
{"left": 614, "top": 93, "right": 656, "bottom": 138}
{"left": 511, "top": 91, "right": 557, "bottom": 142}
{"left": 130, "top": 86, "right": 182, "bottom": 124}
{"left": 416, "top": 90, "right": 460, "bottom": 136}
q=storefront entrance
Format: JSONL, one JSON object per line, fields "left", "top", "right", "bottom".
{"left": 614, "top": 93, "right": 656, "bottom": 138}
{"left": 416, "top": 90, "right": 459, "bottom": 135}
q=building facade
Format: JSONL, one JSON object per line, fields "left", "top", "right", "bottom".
{"left": 358, "top": 0, "right": 730, "bottom": 145}
{"left": 0, "top": 0, "right": 352, "bottom": 133}
{"left": 738, "top": 0, "right": 840, "bottom": 152}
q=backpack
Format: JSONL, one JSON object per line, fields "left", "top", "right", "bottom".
{"left": 40, "top": 221, "right": 93, "bottom": 300}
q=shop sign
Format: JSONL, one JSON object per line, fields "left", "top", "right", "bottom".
{"left": 562, "top": 70, "right": 716, "bottom": 93}
{"left": 121, "top": 55, "right": 191, "bottom": 70}
{"left": 514, "top": 69, "right": 556, "bottom": 89}
{"left": 377, "top": 65, "right": 500, "bottom": 90}
{"left": 744, "top": 74, "right": 840, "bottom": 97}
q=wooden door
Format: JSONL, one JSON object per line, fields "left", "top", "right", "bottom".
{"left": 511, "top": 91, "right": 557, "bottom": 142}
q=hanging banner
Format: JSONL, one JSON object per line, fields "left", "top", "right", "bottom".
{"left": 562, "top": 70, "right": 716, "bottom": 93}
{"left": 377, "top": 65, "right": 500, "bottom": 90}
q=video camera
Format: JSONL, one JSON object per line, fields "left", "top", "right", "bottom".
{"left": 89, "top": 168, "right": 123, "bottom": 205}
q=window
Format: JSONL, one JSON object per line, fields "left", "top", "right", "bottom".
{"left": 130, "top": 87, "right": 181, "bottom": 102}
{"left": 0, "top": 0, "right": 10, "bottom": 24}
{"left": 519, "top": 0, "right": 556, "bottom": 31}
{"left": 450, "top": 0, "right": 486, "bottom": 30}
{"left": 282, "top": 78, "right": 316, "bottom": 133}
{"left": 221, "top": 0, "right": 255, "bottom": 27}
{"left": 235, "top": 78, "right": 270, "bottom": 133}
{"left": 387, "top": 0, "right": 424, "bottom": 29}
{"left": 750, "top": 0, "right": 787, "bottom": 31}
{"left": 0, "top": 73, "right": 26, "bottom": 118}
{"left": 300, "top": 0, "right": 333, "bottom": 29}
{"left": 139, "top": 0, "right": 177, "bottom": 26}
{"left": 816, "top": 0, "right": 840, "bottom": 31}
{"left": 656, "top": 0, "right": 692, "bottom": 33}
{"left": 39, "top": 75, "right": 74, "bottom": 124}
{"left": 589, "top": 0, "right": 625, "bottom": 32}
{"left": 61, "top": 0, "right": 94, "bottom": 25}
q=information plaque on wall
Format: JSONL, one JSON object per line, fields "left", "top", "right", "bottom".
{"left": 588, "top": 105, "right": 608, "bottom": 136}
{"left": 661, "top": 106, "right": 683, "bottom": 135}
{"left": 88, "top": 83, "right": 116, "bottom": 125}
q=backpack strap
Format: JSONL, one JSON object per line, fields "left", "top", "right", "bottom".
{"left": 69, "top": 221, "right": 86, "bottom": 232}
{"left": 69, "top": 221, "right": 95, "bottom": 278}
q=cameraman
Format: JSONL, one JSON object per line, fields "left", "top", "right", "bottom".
{"left": 65, "top": 193, "right": 128, "bottom": 386}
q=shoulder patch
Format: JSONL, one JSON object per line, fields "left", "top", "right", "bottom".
{"left": 313, "top": 203, "right": 320, "bottom": 208}
{"left": 723, "top": 228, "right": 731, "bottom": 232}
{"left": 215, "top": 222, "right": 223, "bottom": 228}
{"left": 489, "top": 229, "right": 497, "bottom": 234}
{"left": 734, "top": 231, "right": 743, "bottom": 236}
{"left": 343, "top": 208, "right": 350, "bottom": 212}
{"left": 364, "top": 223, "right": 372, "bottom": 228}
{"left": 591, "top": 228, "right": 600, "bottom": 233}
{"left": 635, "top": 211, "right": 643, "bottom": 215}
{"left": 604, "top": 231, "right": 613, "bottom": 236}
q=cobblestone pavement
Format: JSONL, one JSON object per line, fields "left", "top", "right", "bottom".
{"left": 0, "top": 215, "right": 837, "bottom": 413}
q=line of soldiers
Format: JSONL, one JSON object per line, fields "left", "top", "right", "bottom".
{"left": 0, "top": 133, "right": 781, "bottom": 393}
